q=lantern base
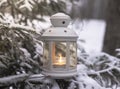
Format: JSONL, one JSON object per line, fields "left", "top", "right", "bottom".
{"left": 42, "top": 69, "right": 77, "bottom": 79}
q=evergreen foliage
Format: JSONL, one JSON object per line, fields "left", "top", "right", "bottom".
{"left": 0, "top": 23, "right": 42, "bottom": 77}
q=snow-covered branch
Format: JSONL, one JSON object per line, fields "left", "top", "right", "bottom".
{"left": 9, "top": 23, "right": 35, "bottom": 31}
{"left": 0, "top": 74, "right": 29, "bottom": 87}
{"left": 88, "top": 67, "right": 115, "bottom": 76}
{"left": 19, "top": 0, "right": 35, "bottom": 11}
{"left": 0, "top": 0, "right": 7, "bottom": 7}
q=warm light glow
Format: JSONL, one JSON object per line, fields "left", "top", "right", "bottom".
{"left": 58, "top": 54, "right": 62, "bottom": 63}
{"left": 58, "top": 54, "right": 65, "bottom": 65}
{"left": 53, "top": 54, "right": 66, "bottom": 66}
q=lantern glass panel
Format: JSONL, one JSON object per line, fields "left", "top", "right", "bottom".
{"left": 52, "top": 42, "right": 66, "bottom": 68}
{"left": 70, "top": 42, "right": 77, "bottom": 68}
{"left": 43, "top": 42, "right": 49, "bottom": 68}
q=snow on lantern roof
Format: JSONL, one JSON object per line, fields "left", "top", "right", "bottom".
{"left": 51, "top": 13, "right": 71, "bottom": 19}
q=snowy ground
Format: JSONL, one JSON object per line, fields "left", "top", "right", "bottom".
{"left": 71, "top": 19, "right": 106, "bottom": 53}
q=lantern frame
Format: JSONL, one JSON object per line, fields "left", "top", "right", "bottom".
{"left": 41, "top": 13, "right": 78, "bottom": 78}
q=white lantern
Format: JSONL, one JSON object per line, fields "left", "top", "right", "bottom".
{"left": 41, "top": 13, "right": 78, "bottom": 78}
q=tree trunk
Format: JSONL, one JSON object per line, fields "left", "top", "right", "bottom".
{"left": 103, "top": 0, "right": 120, "bottom": 55}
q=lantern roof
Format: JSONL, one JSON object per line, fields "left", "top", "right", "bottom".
{"left": 41, "top": 27, "right": 78, "bottom": 41}
{"left": 41, "top": 13, "right": 78, "bottom": 41}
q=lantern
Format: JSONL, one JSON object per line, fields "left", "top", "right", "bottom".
{"left": 41, "top": 13, "right": 78, "bottom": 78}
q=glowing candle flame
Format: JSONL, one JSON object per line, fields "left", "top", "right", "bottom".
{"left": 58, "top": 54, "right": 63, "bottom": 64}
{"left": 58, "top": 54, "right": 65, "bottom": 65}
{"left": 53, "top": 54, "right": 66, "bottom": 66}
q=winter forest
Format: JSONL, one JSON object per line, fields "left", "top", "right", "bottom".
{"left": 0, "top": 0, "right": 120, "bottom": 89}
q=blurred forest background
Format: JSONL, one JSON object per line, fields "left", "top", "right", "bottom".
{"left": 67, "top": 0, "right": 120, "bottom": 56}
{"left": 0, "top": 0, "right": 120, "bottom": 55}
{"left": 0, "top": 0, "right": 120, "bottom": 89}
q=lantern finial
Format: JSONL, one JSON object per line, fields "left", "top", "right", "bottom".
{"left": 50, "top": 13, "right": 71, "bottom": 27}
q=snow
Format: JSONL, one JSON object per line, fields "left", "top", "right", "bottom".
{"left": 0, "top": 9, "right": 119, "bottom": 89}
{"left": 36, "top": 18, "right": 106, "bottom": 53}
{"left": 51, "top": 81, "right": 60, "bottom": 89}
{"left": 77, "top": 52, "right": 120, "bottom": 89}
{"left": 53, "top": 0, "right": 58, "bottom": 3}
{"left": 4, "top": 13, "right": 14, "bottom": 23}
{"left": 19, "top": 0, "right": 35, "bottom": 11}
{"left": 29, "top": 74, "right": 44, "bottom": 78}
{"left": 9, "top": 87, "right": 13, "bottom": 89}
{"left": 116, "top": 48, "right": 120, "bottom": 52}
{"left": 71, "top": 19, "right": 106, "bottom": 53}
{"left": 77, "top": 64, "right": 88, "bottom": 73}
{"left": 20, "top": 17, "right": 111, "bottom": 89}
{"left": 35, "top": 43, "right": 43, "bottom": 53}
{"left": 0, "top": 0, "right": 7, "bottom": 6}
{"left": 9, "top": 23, "right": 35, "bottom": 31}
{"left": 77, "top": 64, "right": 113, "bottom": 89}
{"left": 77, "top": 75, "right": 102, "bottom": 89}
{"left": 0, "top": 61, "right": 6, "bottom": 68}
{"left": 20, "top": 47, "right": 31, "bottom": 58}
{"left": 32, "top": 16, "right": 51, "bottom": 33}
{"left": 52, "top": 13, "right": 68, "bottom": 17}
{"left": 0, "top": 74, "right": 29, "bottom": 86}
{"left": 2, "top": 13, "right": 106, "bottom": 54}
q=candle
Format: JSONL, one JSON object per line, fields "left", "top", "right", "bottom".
{"left": 53, "top": 54, "right": 66, "bottom": 66}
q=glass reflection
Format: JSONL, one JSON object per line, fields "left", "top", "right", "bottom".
{"left": 43, "top": 42, "right": 49, "bottom": 67}
{"left": 70, "top": 42, "right": 77, "bottom": 67}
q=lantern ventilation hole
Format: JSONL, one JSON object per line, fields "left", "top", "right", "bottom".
{"left": 49, "top": 30, "right": 51, "bottom": 32}
{"left": 62, "top": 21, "right": 65, "bottom": 24}
{"left": 64, "top": 30, "right": 67, "bottom": 33}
